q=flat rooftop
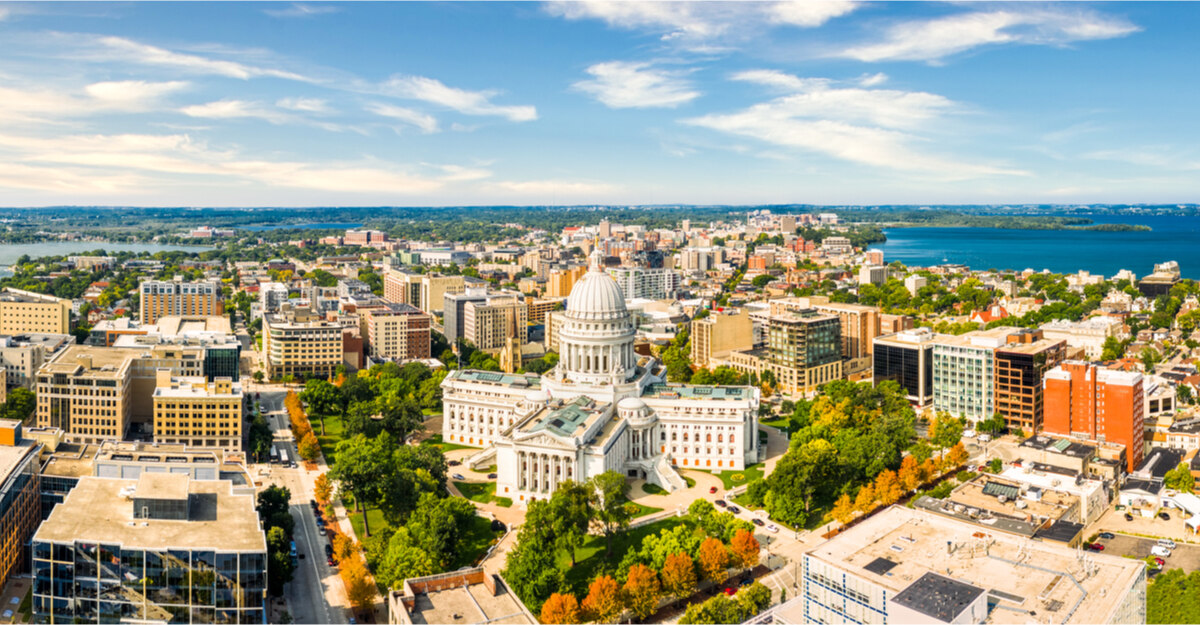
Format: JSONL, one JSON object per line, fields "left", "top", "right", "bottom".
{"left": 407, "top": 583, "right": 535, "bottom": 625}
{"left": 804, "top": 506, "right": 1144, "bottom": 625}
{"left": 41, "top": 443, "right": 99, "bottom": 478}
{"left": 42, "top": 344, "right": 139, "bottom": 376}
{"left": 891, "top": 572, "right": 985, "bottom": 623}
{"left": 997, "top": 337, "right": 1064, "bottom": 355}
{"left": 0, "top": 438, "right": 38, "bottom": 485}
{"left": 447, "top": 369, "right": 541, "bottom": 389}
{"left": 35, "top": 476, "right": 266, "bottom": 552}
{"left": 155, "top": 315, "right": 233, "bottom": 336}
{"left": 643, "top": 383, "right": 752, "bottom": 401}
{"left": 153, "top": 377, "right": 243, "bottom": 399}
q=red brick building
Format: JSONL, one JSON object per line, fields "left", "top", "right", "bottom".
{"left": 1044, "top": 361, "right": 1145, "bottom": 473}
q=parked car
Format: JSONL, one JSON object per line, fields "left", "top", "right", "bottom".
{"left": 487, "top": 473, "right": 498, "bottom": 479}
{"left": 1154, "top": 557, "right": 1166, "bottom": 568}
{"left": 714, "top": 500, "right": 727, "bottom": 507}
{"left": 491, "top": 519, "right": 506, "bottom": 532}
{"left": 1159, "top": 512, "right": 1171, "bottom": 521}
{"left": 1099, "top": 532, "right": 1115, "bottom": 539}
{"left": 752, "top": 518, "right": 765, "bottom": 527}
{"left": 739, "top": 578, "right": 753, "bottom": 587}
{"left": 978, "top": 434, "right": 992, "bottom": 443}
{"left": 1152, "top": 545, "right": 1173, "bottom": 558}
{"left": 963, "top": 429, "right": 976, "bottom": 438}
{"left": 710, "top": 486, "right": 718, "bottom": 494}
{"left": 1089, "top": 543, "right": 1105, "bottom": 551}
{"left": 1124, "top": 513, "right": 1134, "bottom": 522}
{"left": 727, "top": 505, "right": 741, "bottom": 514}
{"left": 723, "top": 587, "right": 737, "bottom": 596}
{"left": 318, "top": 526, "right": 327, "bottom": 536}
{"left": 452, "top": 473, "right": 466, "bottom": 480}
{"left": 766, "top": 524, "right": 779, "bottom": 533}
{"left": 1158, "top": 539, "right": 1178, "bottom": 549}
{"left": 448, "top": 460, "right": 461, "bottom": 467}
{"left": 324, "top": 544, "right": 334, "bottom": 557}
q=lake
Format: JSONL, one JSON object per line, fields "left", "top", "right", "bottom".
{"left": 870, "top": 214, "right": 1200, "bottom": 279}
{"left": 0, "top": 242, "right": 213, "bottom": 276}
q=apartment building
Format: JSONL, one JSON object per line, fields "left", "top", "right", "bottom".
{"left": 0, "top": 424, "right": 41, "bottom": 592}
{"left": 525, "top": 297, "right": 564, "bottom": 325}
{"left": 858, "top": 264, "right": 888, "bottom": 286}
{"left": 0, "top": 333, "right": 71, "bottom": 389}
{"left": 932, "top": 327, "right": 1021, "bottom": 422}
{"left": 361, "top": 302, "right": 432, "bottom": 361}
{"left": 152, "top": 370, "right": 245, "bottom": 452}
{"left": 788, "top": 505, "right": 1145, "bottom": 625}
{"left": 545, "top": 266, "right": 587, "bottom": 298}
{"left": 766, "top": 309, "right": 842, "bottom": 394}
{"left": 994, "top": 329, "right": 1067, "bottom": 433}
{"left": 36, "top": 346, "right": 137, "bottom": 444}
{"left": 0, "top": 288, "right": 71, "bottom": 335}
{"left": 258, "top": 282, "right": 290, "bottom": 315}
{"left": 261, "top": 305, "right": 343, "bottom": 380}
{"left": 873, "top": 328, "right": 945, "bottom": 407}
{"left": 138, "top": 279, "right": 220, "bottom": 325}
{"left": 464, "top": 294, "right": 528, "bottom": 352}
{"left": 384, "top": 269, "right": 422, "bottom": 307}
{"left": 771, "top": 297, "right": 880, "bottom": 377}
{"left": 345, "top": 228, "right": 388, "bottom": 245}
{"left": 604, "top": 266, "right": 680, "bottom": 300}
{"left": 690, "top": 309, "right": 753, "bottom": 368}
{"left": 1045, "top": 361, "right": 1145, "bottom": 473}
{"left": 32, "top": 473, "right": 268, "bottom": 624}
{"left": 443, "top": 288, "right": 489, "bottom": 348}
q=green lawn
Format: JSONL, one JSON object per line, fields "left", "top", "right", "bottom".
{"left": 556, "top": 517, "right": 690, "bottom": 594}
{"left": 427, "top": 433, "right": 480, "bottom": 453}
{"left": 315, "top": 413, "right": 346, "bottom": 463}
{"left": 18, "top": 588, "right": 31, "bottom": 622}
{"left": 347, "top": 507, "right": 389, "bottom": 541}
{"left": 641, "top": 482, "right": 667, "bottom": 495}
{"left": 451, "top": 515, "right": 504, "bottom": 569}
{"left": 625, "top": 501, "right": 664, "bottom": 518}
{"left": 702, "top": 463, "right": 766, "bottom": 490}
{"left": 759, "top": 417, "right": 790, "bottom": 430}
{"left": 453, "top": 480, "right": 513, "bottom": 507}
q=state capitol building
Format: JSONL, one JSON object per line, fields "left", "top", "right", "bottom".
{"left": 440, "top": 249, "right": 760, "bottom": 504}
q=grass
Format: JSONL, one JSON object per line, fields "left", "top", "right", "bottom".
{"left": 702, "top": 463, "right": 766, "bottom": 490}
{"left": 641, "top": 482, "right": 667, "bottom": 495}
{"left": 347, "top": 507, "right": 389, "bottom": 542}
{"left": 625, "top": 501, "right": 664, "bottom": 518}
{"left": 451, "top": 514, "right": 504, "bottom": 569}
{"left": 427, "top": 433, "right": 480, "bottom": 453}
{"left": 453, "top": 480, "right": 513, "bottom": 507}
{"left": 556, "top": 517, "right": 690, "bottom": 594}
{"left": 314, "top": 412, "right": 346, "bottom": 463}
{"left": 17, "top": 588, "right": 31, "bottom": 622}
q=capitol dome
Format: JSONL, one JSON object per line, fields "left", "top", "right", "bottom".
{"left": 566, "top": 248, "right": 628, "bottom": 321}
{"left": 617, "top": 396, "right": 646, "bottom": 411}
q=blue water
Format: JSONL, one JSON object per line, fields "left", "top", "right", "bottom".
{"left": 0, "top": 241, "right": 214, "bottom": 277}
{"left": 870, "top": 214, "right": 1200, "bottom": 279}
{"left": 240, "top": 222, "right": 360, "bottom": 231}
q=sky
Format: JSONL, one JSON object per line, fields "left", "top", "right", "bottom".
{"left": 0, "top": 1, "right": 1197, "bottom": 207}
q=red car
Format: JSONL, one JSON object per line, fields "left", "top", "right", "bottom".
{"left": 723, "top": 587, "right": 736, "bottom": 596}
{"left": 1154, "top": 557, "right": 1166, "bottom": 567}
{"left": 709, "top": 486, "right": 718, "bottom": 494}
{"left": 1089, "top": 543, "right": 1105, "bottom": 551}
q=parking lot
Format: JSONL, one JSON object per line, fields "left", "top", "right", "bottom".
{"left": 1092, "top": 533, "right": 1200, "bottom": 573}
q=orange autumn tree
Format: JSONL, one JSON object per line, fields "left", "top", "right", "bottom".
{"left": 340, "top": 558, "right": 376, "bottom": 613}
{"left": 874, "top": 469, "right": 902, "bottom": 506}
{"left": 947, "top": 442, "right": 969, "bottom": 468}
{"left": 853, "top": 483, "right": 877, "bottom": 514}
{"left": 829, "top": 493, "right": 855, "bottom": 525}
{"left": 661, "top": 552, "right": 697, "bottom": 600}
{"left": 314, "top": 473, "right": 333, "bottom": 505}
{"left": 898, "top": 455, "right": 921, "bottom": 492}
{"left": 581, "top": 575, "right": 623, "bottom": 624}
{"left": 540, "top": 592, "right": 581, "bottom": 624}
{"left": 697, "top": 537, "right": 729, "bottom": 583}
{"left": 623, "top": 564, "right": 661, "bottom": 622}
{"left": 730, "top": 529, "right": 760, "bottom": 570}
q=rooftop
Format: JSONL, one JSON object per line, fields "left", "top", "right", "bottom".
{"left": 399, "top": 571, "right": 536, "bottom": 625}
{"left": 643, "top": 383, "right": 752, "bottom": 401}
{"left": 890, "top": 572, "right": 985, "bottom": 623}
{"left": 996, "top": 336, "right": 1065, "bottom": 355}
{"left": 447, "top": 369, "right": 541, "bottom": 389}
{"left": 35, "top": 476, "right": 266, "bottom": 552}
{"left": 153, "top": 376, "right": 243, "bottom": 399}
{"left": 135, "top": 471, "right": 190, "bottom": 501}
{"left": 805, "top": 506, "right": 1145, "bottom": 625}
{"left": 154, "top": 315, "right": 233, "bottom": 337}
{"left": 41, "top": 344, "right": 139, "bottom": 377}
{"left": 0, "top": 438, "right": 38, "bottom": 486}
{"left": 1020, "top": 435, "right": 1097, "bottom": 459}
{"left": 525, "top": 396, "right": 607, "bottom": 439}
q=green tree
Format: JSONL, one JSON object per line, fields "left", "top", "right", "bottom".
{"left": 328, "top": 433, "right": 394, "bottom": 536}
{"left": 1, "top": 387, "right": 36, "bottom": 422}
{"left": 549, "top": 480, "right": 592, "bottom": 566}
{"left": 406, "top": 493, "right": 477, "bottom": 569}
{"left": 266, "top": 527, "right": 295, "bottom": 596}
{"left": 502, "top": 500, "right": 565, "bottom": 613}
{"left": 1141, "top": 347, "right": 1162, "bottom": 372}
{"left": 256, "top": 485, "right": 294, "bottom": 537}
{"left": 1165, "top": 462, "right": 1195, "bottom": 493}
{"left": 589, "top": 471, "right": 632, "bottom": 557}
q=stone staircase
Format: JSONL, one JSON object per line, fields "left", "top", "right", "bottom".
{"left": 466, "top": 445, "right": 497, "bottom": 470}
{"left": 651, "top": 454, "right": 687, "bottom": 493}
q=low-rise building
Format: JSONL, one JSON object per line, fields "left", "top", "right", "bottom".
{"left": 0, "top": 288, "right": 71, "bottom": 335}
{"left": 36, "top": 346, "right": 137, "bottom": 444}
{"left": 387, "top": 568, "right": 536, "bottom": 625}
{"left": 152, "top": 370, "right": 245, "bottom": 452}
{"left": 1039, "top": 316, "right": 1126, "bottom": 359}
{"left": 261, "top": 304, "right": 344, "bottom": 380}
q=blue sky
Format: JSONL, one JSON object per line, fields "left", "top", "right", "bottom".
{"left": 0, "top": 1, "right": 1196, "bottom": 207}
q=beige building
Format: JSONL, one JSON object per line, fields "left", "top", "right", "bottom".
{"left": 0, "top": 333, "right": 71, "bottom": 389}
{"left": 361, "top": 302, "right": 432, "bottom": 361}
{"left": 262, "top": 305, "right": 343, "bottom": 380}
{"left": 383, "top": 271, "right": 465, "bottom": 315}
{"left": 771, "top": 296, "right": 880, "bottom": 377}
{"left": 152, "top": 370, "right": 244, "bottom": 451}
{"left": 0, "top": 288, "right": 71, "bottom": 335}
{"left": 1039, "top": 316, "right": 1126, "bottom": 359}
{"left": 35, "top": 345, "right": 137, "bottom": 444}
{"left": 690, "top": 309, "right": 753, "bottom": 368}
{"left": 526, "top": 297, "right": 565, "bottom": 324}
{"left": 464, "top": 294, "right": 528, "bottom": 352}
{"left": 545, "top": 266, "right": 586, "bottom": 298}
{"left": 714, "top": 309, "right": 844, "bottom": 397}
{"left": 138, "top": 279, "right": 220, "bottom": 325}
{"left": 384, "top": 269, "right": 421, "bottom": 307}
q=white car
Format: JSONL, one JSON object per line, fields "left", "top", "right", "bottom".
{"left": 1158, "top": 539, "right": 1178, "bottom": 549}
{"left": 978, "top": 434, "right": 992, "bottom": 443}
{"left": 1151, "top": 545, "right": 1173, "bottom": 558}
{"left": 766, "top": 524, "right": 779, "bottom": 533}
{"left": 963, "top": 429, "right": 977, "bottom": 438}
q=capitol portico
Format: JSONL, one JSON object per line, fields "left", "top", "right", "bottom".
{"left": 441, "top": 249, "right": 760, "bottom": 504}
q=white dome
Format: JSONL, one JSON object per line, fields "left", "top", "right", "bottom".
{"left": 566, "top": 249, "right": 627, "bottom": 321}
{"left": 525, "top": 389, "right": 550, "bottom": 403}
{"left": 618, "top": 397, "right": 646, "bottom": 411}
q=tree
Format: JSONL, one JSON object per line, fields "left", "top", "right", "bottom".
{"left": 1142, "top": 346, "right": 1162, "bottom": 372}
{"left": 829, "top": 493, "right": 855, "bottom": 525}
{"left": 765, "top": 438, "right": 839, "bottom": 526}
{"left": 680, "top": 595, "right": 743, "bottom": 625}
{"left": 549, "top": 480, "right": 592, "bottom": 567}
{"left": 333, "top": 533, "right": 358, "bottom": 561}
{"left": 374, "top": 528, "right": 435, "bottom": 590}
{"left": 589, "top": 471, "right": 632, "bottom": 557}
{"left": 930, "top": 413, "right": 965, "bottom": 452}
{"left": 737, "top": 582, "right": 772, "bottom": 617}
{"left": 1, "top": 388, "right": 36, "bottom": 422}
{"left": 328, "top": 433, "right": 395, "bottom": 537}
{"left": 257, "top": 485, "right": 294, "bottom": 537}
{"left": 853, "top": 483, "right": 877, "bottom": 514}
{"left": 946, "top": 442, "right": 969, "bottom": 468}
{"left": 266, "top": 527, "right": 294, "bottom": 596}
{"left": 298, "top": 431, "right": 321, "bottom": 462}
{"left": 1100, "top": 336, "right": 1126, "bottom": 361}
{"left": 581, "top": 575, "right": 623, "bottom": 624}
{"left": 1178, "top": 384, "right": 1194, "bottom": 406}
{"left": 874, "top": 470, "right": 902, "bottom": 506}
{"left": 540, "top": 593, "right": 581, "bottom": 625}
{"left": 661, "top": 552, "right": 698, "bottom": 600}
{"left": 623, "top": 564, "right": 662, "bottom": 621}
{"left": 341, "top": 558, "right": 377, "bottom": 613}
{"left": 407, "top": 493, "right": 477, "bottom": 569}
{"left": 898, "top": 455, "right": 921, "bottom": 492}
{"left": 697, "top": 537, "right": 728, "bottom": 583}
{"left": 730, "top": 529, "right": 760, "bottom": 571}
{"left": 1165, "top": 462, "right": 1195, "bottom": 493}
{"left": 253, "top": 370, "right": 264, "bottom": 383}
{"left": 314, "top": 473, "right": 333, "bottom": 505}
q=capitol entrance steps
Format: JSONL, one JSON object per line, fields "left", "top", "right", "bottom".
{"left": 466, "top": 446, "right": 497, "bottom": 470}
{"left": 649, "top": 454, "right": 687, "bottom": 493}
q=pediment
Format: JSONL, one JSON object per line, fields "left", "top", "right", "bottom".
{"left": 512, "top": 431, "right": 576, "bottom": 450}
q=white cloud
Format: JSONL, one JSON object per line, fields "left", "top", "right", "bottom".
{"left": 858, "top": 72, "right": 888, "bottom": 87}
{"left": 84, "top": 80, "right": 189, "bottom": 107}
{"left": 688, "top": 70, "right": 1025, "bottom": 179}
{"left": 92, "top": 35, "right": 311, "bottom": 81}
{"left": 380, "top": 75, "right": 537, "bottom": 122}
{"left": 365, "top": 103, "right": 439, "bottom": 134}
{"left": 840, "top": 8, "right": 1139, "bottom": 63}
{"left": 180, "top": 100, "right": 291, "bottom": 124}
{"left": 489, "top": 179, "right": 616, "bottom": 195}
{"left": 0, "top": 7, "right": 10, "bottom": 21}
{"left": 545, "top": 1, "right": 857, "bottom": 49}
{"left": 276, "top": 97, "right": 330, "bottom": 113}
{"left": 573, "top": 61, "right": 700, "bottom": 109}
{"left": 264, "top": 3, "right": 340, "bottom": 18}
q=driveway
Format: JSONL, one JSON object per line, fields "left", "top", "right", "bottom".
{"left": 1094, "top": 533, "right": 1200, "bottom": 573}
{"left": 1094, "top": 505, "right": 1200, "bottom": 543}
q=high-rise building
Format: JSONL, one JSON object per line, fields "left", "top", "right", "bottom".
{"left": 0, "top": 288, "right": 71, "bottom": 335}
{"left": 261, "top": 305, "right": 343, "bottom": 380}
{"left": 604, "top": 266, "right": 680, "bottom": 300}
{"left": 152, "top": 370, "right": 245, "bottom": 452}
{"left": 36, "top": 346, "right": 136, "bottom": 444}
{"left": 791, "top": 505, "right": 1146, "bottom": 625}
{"left": 464, "top": 295, "right": 528, "bottom": 352}
{"left": 32, "top": 473, "right": 268, "bottom": 624}
{"left": 419, "top": 274, "right": 466, "bottom": 314}
{"left": 932, "top": 328, "right": 1021, "bottom": 422}
{"left": 257, "top": 282, "right": 290, "bottom": 316}
{"left": 994, "top": 329, "right": 1067, "bottom": 433}
{"left": 138, "top": 279, "right": 220, "bottom": 325}
{"left": 0, "top": 424, "right": 41, "bottom": 592}
{"left": 361, "top": 302, "right": 432, "bottom": 361}
{"left": 383, "top": 269, "right": 422, "bottom": 307}
{"left": 444, "top": 288, "right": 489, "bottom": 348}
{"left": 766, "top": 309, "right": 842, "bottom": 395}
{"left": 873, "top": 328, "right": 945, "bottom": 406}
{"left": 545, "top": 266, "right": 587, "bottom": 298}
{"left": 525, "top": 297, "right": 565, "bottom": 325}
{"left": 1045, "top": 361, "right": 1145, "bottom": 473}
{"left": 858, "top": 264, "right": 888, "bottom": 286}
{"left": 598, "top": 219, "right": 612, "bottom": 238}
{"left": 690, "top": 310, "right": 753, "bottom": 368}
{"left": 344, "top": 229, "right": 387, "bottom": 245}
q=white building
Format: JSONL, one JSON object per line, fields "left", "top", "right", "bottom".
{"left": 258, "top": 282, "right": 290, "bottom": 316}
{"left": 1039, "top": 316, "right": 1126, "bottom": 359}
{"left": 858, "top": 265, "right": 888, "bottom": 287}
{"left": 441, "top": 250, "right": 759, "bottom": 505}
{"left": 604, "top": 266, "right": 681, "bottom": 300}
{"left": 932, "top": 328, "right": 1020, "bottom": 423}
